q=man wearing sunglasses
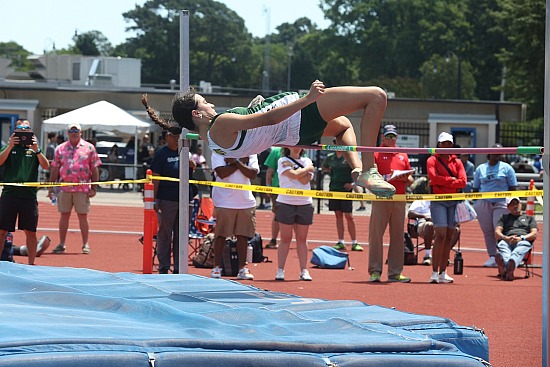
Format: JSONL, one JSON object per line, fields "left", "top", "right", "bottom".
{"left": 0, "top": 119, "right": 50, "bottom": 265}
{"left": 48, "top": 123, "right": 101, "bottom": 255}
{"left": 367, "top": 125, "right": 414, "bottom": 283}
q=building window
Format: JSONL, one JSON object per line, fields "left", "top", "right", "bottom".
{"left": 72, "top": 63, "right": 80, "bottom": 81}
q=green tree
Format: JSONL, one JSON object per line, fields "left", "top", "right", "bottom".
{"left": 0, "top": 42, "right": 33, "bottom": 71}
{"left": 122, "top": 0, "right": 255, "bottom": 85}
{"left": 420, "top": 54, "right": 476, "bottom": 100}
{"left": 319, "top": 0, "right": 476, "bottom": 97}
{"left": 495, "top": 0, "right": 545, "bottom": 119}
{"left": 71, "top": 31, "right": 113, "bottom": 56}
{"left": 464, "top": 0, "right": 509, "bottom": 101}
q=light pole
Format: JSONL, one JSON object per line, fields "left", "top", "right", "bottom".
{"left": 286, "top": 44, "right": 293, "bottom": 91}
{"left": 445, "top": 51, "right": 462, "bottom": 99}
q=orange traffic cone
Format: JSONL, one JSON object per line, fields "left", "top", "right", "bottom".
{"left": 525, "top": 179, "right": 535, "bottom": 216}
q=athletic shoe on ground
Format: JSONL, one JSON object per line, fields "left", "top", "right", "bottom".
{"left": 438, "top": 271, "right": 454, "bottom": 283}
{"left": 357, "top": 206, "right": 366, "bottom": 211}
{"left": 299, "top": 269, "right": 312, "bottom": 281}
{"left": 351, "top": 244, "right": 363, "bottom": 252}
{"left": 36, "top": 236, "right": 51, "bottom": 257}
{"left": 422, "top": 255, "right": 432, "bottom": 266}
{"left": 483, "top": 256, "right": 497, "bottom": 267}
{"left": 82, "top": 244, "right": 91, "bottom": 254}
{"left": 52, "top": 243, "right": 66, "bottom": 254}
{"left": 369, "top": 272, "right": 381, "bottom": 282}
{"left": 505, "top": 259, "right": 516, "bottom": 281}
{"left": 355, "top": 165, "right": 396, "bottom": 198}
{"left": 333, "top": 242, "right": 346, "bottom": 250}
{"left": 265, "top": 240, "right": 278, "bottom": 249}
{"left": 211, "top": 266, "right": 222, "bottom": 279}
{"left": 429, "top": 271, "right": 439, "bottom": 284}
{"left": 495, "top": 253, "right": 505, "bottom": 278}
{"left": 275, "top": 268, "right": 285, "bottom": 281}
{"left": 237, "top": 267, "right": 254, "bottom": 280}
{"left": 387, "top": 274, "right": 411, "bottom": 283}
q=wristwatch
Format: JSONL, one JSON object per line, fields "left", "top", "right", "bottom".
{"left": 521, "top": 235, "right": 527, "bottom": 241}
{"left": 35, "top": 148, "right": 42, "bottom": 155}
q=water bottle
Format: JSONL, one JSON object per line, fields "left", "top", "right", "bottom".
{"left": 50, "top": 188, "right": 57, "bottom": 206}
{"left": 246, "top": 243, "right": 253, "bottom": 263}
{"left": 453, "top": 251, "right": 464, "bottom": 275}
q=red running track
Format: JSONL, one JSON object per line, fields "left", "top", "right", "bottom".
{"left": 22, "top": 202, "right": 543, "bottom": 367}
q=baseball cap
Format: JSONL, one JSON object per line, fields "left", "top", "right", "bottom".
{"left": 438, "top": 132, "right": 454, "bottom": 143}
{"left": 68, "top": 123, "right": 82, "bottom": 130}
{"left": 506, "top": 196, "right": 520, "bottom": 205}
{"left": 383, "top": 125, "right": 398, "bottom": 136}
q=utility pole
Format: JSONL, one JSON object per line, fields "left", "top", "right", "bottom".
{"left": 262, "top": 7, "right": 270, "bottom": 95}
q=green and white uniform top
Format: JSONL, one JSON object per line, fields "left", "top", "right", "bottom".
{"left": 207, "top": 92, "right": 302, "bottom": 158}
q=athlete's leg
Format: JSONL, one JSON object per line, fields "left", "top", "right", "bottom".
{"left": 323, "top": 116, "right": 361, "bottom": 170}
{"left": 319, "top": 87, "right": 394, "bottom": 197}
{"left": 317, "top": 86, "right": 387, "bottom": 170}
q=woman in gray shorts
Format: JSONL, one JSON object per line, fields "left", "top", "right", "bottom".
{"left": 274, "top": 147, "right": 315, "bottom": 281}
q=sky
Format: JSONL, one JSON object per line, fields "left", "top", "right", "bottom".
{"left": 3, "top": 0, "right": 329, "bottom": 55}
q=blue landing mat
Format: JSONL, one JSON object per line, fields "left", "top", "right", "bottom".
{"left": 0, "top": 263, "right": 490, "bottom": 366}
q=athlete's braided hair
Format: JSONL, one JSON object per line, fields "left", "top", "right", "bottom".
{"left": 141, "top": 94, "right": 189, "bottom": 135}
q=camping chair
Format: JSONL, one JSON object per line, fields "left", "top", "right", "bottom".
{"left": 406, "top": 218, "right": 461, "bottom": 265}
{"left": 195, "top": 197, "right": 215, "bottom": 235}
{"left": 189, "top": 198, "right": 205, "bottom": 261}
{"left": 407, "top": 218, "right": 426, "bottom": 263}
{"left": 519, "top": 242, "right": 535, "bottom": 278}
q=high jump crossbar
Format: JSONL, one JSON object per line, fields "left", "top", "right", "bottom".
{"left": 290, "top": 145, "right": 543, "bottom": 155}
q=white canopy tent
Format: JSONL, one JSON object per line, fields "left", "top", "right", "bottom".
{"left": 41, "top": 100, "right": 151, "bottom": 135}
{"left": 41, "top": 100, "right": 153, "bottom": 185}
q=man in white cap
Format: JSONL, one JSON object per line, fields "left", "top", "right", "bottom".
{"left": 48, "top": 123, "right": 101, "bottom": 254}
{"left": 494, "top": 196, "right": 538, "bottom": 281}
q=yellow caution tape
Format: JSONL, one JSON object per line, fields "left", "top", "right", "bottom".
{"left": 3, "top": 176, "right": 544, "bottom": 203}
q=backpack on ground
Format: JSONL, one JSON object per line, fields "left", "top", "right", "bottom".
{"left": 192, "top": 233, "right": 215, "bottom": 268}
{"left": 404, "top": 232, "right": 417, "bottom": 265}
{"left": 310, "top": 245, "right": 350, "bottom": 269}
{"left": 222, "top": 237, "right": 240, "bottom": 277}
{"left": 249, "top": 233, "right": 270, "bottom": 263}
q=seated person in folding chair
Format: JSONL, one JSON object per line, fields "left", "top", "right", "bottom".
{"left": 210, "top": 153, "right": 259, "bottom": 281}
{"left": 407, "top": 200, "right": 460, "bottom": 266}
{"left": 494, "top": 196, "right": 538, "bottom": 281}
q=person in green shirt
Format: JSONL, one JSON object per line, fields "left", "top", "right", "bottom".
{"left": 0, "top": 119, "right": 50, "bottom": 265}
{"left": 322, "top": 140, "right": 362, "bottom": 252}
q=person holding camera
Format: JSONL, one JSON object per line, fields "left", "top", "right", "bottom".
{"left": 0, "top": 119, "right": 50, "bottom": 265}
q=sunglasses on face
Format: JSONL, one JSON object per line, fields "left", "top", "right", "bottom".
{"left": 68, "top": 128, "right": 80, "bottom": 133}
{"left": 16, "top": 125, "right": 31, "bottom": 130}
{"left": 385, "top": 134, "right": 397, "bottom": 139}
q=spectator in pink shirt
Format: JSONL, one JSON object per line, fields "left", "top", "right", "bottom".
{"left": 48, "top": 123, "right": 101, "bottom": 255}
